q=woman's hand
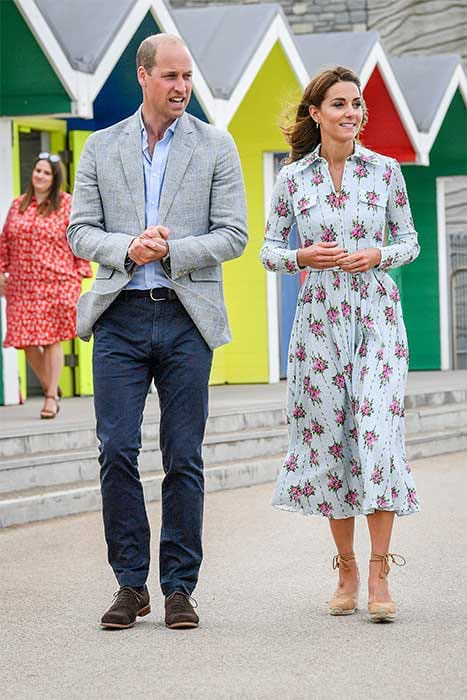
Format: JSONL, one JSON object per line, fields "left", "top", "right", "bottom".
{"left": 297, "top": 242, "right": 347, "bottom": 269}
{"left": 0, "top": 272, "right": 5, "bottom": 297}
{"left": 337, "top": 248, "right": 382, "bottom": 273}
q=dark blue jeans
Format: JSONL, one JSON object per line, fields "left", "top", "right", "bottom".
{"left": 92, "top": 293, "right": 212, "bottom": 596}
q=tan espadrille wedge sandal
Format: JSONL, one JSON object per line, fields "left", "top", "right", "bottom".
{"left": 368, "top": 553, "right": 406, "bottom": 622}
{"left": 328, "top": 552, "right": 359, "bottom": 616}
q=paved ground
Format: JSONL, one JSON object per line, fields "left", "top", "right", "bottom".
{"left": 1, "top": 451, "right": 466, "bottom": 700}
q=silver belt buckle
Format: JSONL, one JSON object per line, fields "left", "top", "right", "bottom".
{"left": 149, "top": 288, "right": 164, "bottom": 302}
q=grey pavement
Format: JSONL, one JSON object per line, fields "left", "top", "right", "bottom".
{"left": 1, "top": 450, "right": 467, "bottom": 700}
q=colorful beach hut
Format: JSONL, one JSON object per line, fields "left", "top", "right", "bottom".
{"left": 0, "top": 0, "right": 215, "bottom": 403}
{"left": 0, "top": 0, "right": 93, "bottom": 403}
{"left": 174, "top": 3, "right": 308, "bottom": 383}
{"left": 391, "top": 54, "right": 467, "bottom": 369}
{"left": 2, "top": 1, "right": 464, "bottom": 405}
{"left": 1, "top": 0, "right": 309, "bottom": 398}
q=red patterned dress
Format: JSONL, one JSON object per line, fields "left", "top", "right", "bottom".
{"left": 0, "top": 192, "right": 92, "bottom": 349}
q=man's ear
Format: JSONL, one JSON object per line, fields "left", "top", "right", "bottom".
{"left": 137, "top": 66, "right": 147, "bottom": 88}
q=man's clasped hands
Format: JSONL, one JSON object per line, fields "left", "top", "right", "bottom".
{"left": 128, "top": 225, "right": 170, "bottom": 266}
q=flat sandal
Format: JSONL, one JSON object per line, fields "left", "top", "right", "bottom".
{"left": 40, "top": 395, "right": 60, "bottom": 420}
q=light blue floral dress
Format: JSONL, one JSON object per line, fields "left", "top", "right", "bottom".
{"left": 260, "top": 144, "right": 420, "bottom": 518}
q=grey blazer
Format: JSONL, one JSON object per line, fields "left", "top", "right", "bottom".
{"left": 67, "top": 110, "right": 247, "bottom": 349}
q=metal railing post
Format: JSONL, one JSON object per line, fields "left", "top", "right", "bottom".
{"left": 451, "top": 266, "right": 467, "bottom": 369}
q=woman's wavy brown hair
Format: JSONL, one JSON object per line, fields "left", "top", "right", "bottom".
{"left": 282, "top": 66, "right": 368, "bottom": 163}
{"left": 19, "top": 155, "right": 64, "bottom": 217}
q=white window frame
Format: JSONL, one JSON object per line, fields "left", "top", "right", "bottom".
{"left": 263, "top": 152, "right": 280, "bottom": 383}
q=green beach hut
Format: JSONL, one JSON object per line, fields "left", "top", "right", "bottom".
{"left": 391, "top": 54, "right": 467, "bottom": 369}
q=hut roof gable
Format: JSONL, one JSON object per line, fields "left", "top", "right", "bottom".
{"left": 390, "top": 54, "right": 462, "bottom": 132}
{"left": 172, "top": 4, "right": 283, "bottom": 98}
{"left": 295, "top": 31, "right": 380, "bottom": 77}
{"left": 35, "top": 0, "right": 139, "bottom": 73}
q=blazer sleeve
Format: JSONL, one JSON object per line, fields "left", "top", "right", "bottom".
{"left": 163, "top": 131, "right": 248, "bottom": 280}
{"left": 259, "top": 167, "right": 301, "bottom": 275}
{"left": 67, "top": 135, "right": 133, "bottom": 274}
{"left": 379, "top": 160, "right": 420, "bottom": 271}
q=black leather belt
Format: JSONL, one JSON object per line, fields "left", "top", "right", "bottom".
{"left": 122, "top": 288, "right": 178, "bottom": 301}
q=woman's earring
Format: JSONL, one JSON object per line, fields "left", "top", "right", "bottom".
{"left": 315, "top": 121, "right": 319, "bottom": 129}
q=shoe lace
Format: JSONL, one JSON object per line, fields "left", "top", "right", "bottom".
{"left": 113, "top": 586, "right": 144, "bottom": 605}
{"left": 167, "top": 592, "right": 198, "bottom": 610}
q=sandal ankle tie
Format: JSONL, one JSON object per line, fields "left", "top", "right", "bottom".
{"left": 370, "top": 552, "right": 406, "bottom": 579}
{"left": 332, "top": 552, "right": 356, "bottom": 571}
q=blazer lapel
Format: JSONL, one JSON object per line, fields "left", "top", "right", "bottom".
{"left": 158, "top": 114, "right": 196, "bottom": 226}
{"left": 119, "top": 112, "right": 145, "bottom": 232}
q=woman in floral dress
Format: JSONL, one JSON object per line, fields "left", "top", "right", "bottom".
{"left": 0, "top": 154, "right": 92, "bottom": 418}
{"left": 260, "top": 67, "right": 420, "bottom": 622}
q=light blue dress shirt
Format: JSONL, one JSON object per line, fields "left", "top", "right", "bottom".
{"left": 126, "top": 109, "right": 178, "bottom": 289}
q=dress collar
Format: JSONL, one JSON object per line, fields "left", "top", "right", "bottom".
{"left": 293, "top": 142, "right": 381, "bottom": 172}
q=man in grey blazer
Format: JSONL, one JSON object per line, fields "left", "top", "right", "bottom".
{"left": 68, "top": 34, "right": 247, "bottom": 629}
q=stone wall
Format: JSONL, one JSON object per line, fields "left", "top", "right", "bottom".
{"left": 368, "top": 0, "right": 467, "bottom": 68}
{"left": 170, "top": 0, "right": 467, "bottom": 66}
{"left": 282, "top": 0, "right": 367, "bottom": 35}
{"left": 170, "top": 0, "right": 368, "bottom": 33}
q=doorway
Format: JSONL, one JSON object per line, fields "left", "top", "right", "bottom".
{"left": 12, "top": 118, "right": 73, "bottom": 399}
{"left": 437, "top": 176, "right": 467, "bottom": 369}
{"left": 19, "top": 129, "right": 51, "bottom": 395}
{"left": 264, "top": 152, "right": 304, "bottom": 381}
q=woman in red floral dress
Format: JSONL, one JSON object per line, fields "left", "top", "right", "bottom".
{"left": 0, "top": 153, "right": 92, "bottom": 418}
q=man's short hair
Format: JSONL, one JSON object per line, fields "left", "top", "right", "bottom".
{"left": 136, "top": 34, "right": 186, "bottom": 73}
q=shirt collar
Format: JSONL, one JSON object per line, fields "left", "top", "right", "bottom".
{"left": 139, "top": 107, "right": 178, "bottom": 150}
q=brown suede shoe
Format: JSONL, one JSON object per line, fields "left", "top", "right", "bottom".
{"left": 165, "top": 592, "right": 199, "bottom": 629}
{"left": 100, "top": 586, "right": 151, "bottom": 629}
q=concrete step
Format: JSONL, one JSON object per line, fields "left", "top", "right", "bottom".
{"left": 2, "top": 399, "right": 465, "bottom": 495}
{"left": 0, "top": 426, "right": 289, "bottom": 495}
{"left": 406, "top": 428, "right": 467, "bottom": 461}
{"left": 1, "top": 427, "right": 466, "bottom": 528}
{"left": 405, "top": 402, "right": 467, "bottom": 434}
{"left": 2, "top": 386, "right": 466, "bottom": 460}
{"left": 1, "top": 386, "right": 466, "bottom": 527}
{"left": 0, "top": 404, "right": 286, "bottom": 459}
{"left": 1, "top": 387, "right": 465, "bottom": 462}
{"left": 0, "top": 454, "right": 283, "bottom": 528}
{"left": 404, "top": 387, "right": 467, "bottom": 409}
